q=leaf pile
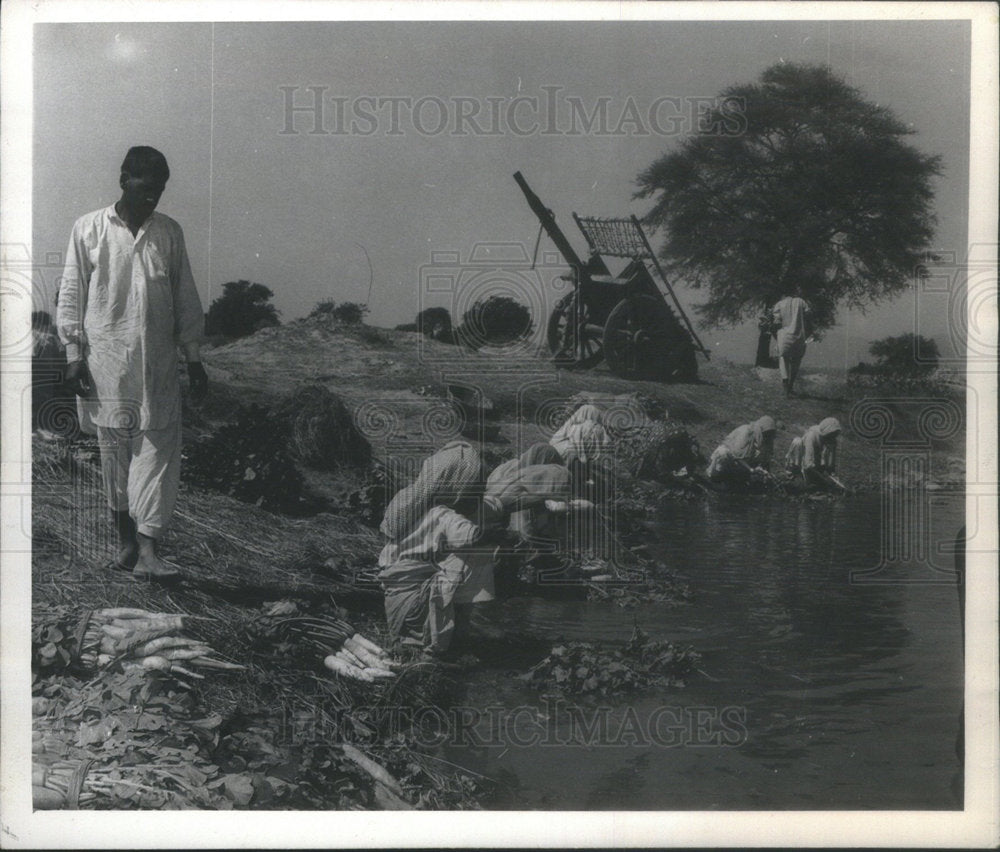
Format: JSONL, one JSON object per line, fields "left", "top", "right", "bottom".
{"left": 524, "top": 629, "right": 700, "bottom": 697}
{"left": 33, "top": 665, "right": 485, "bottom": 810}
{"left": 182, "top": 403, "right": 324, "bottom": 515}
{"left": 211, "top": 711, "right": 485, "bottom": 810}
{"left": 32, "top": 609, "right": 80, "bottom": 673}
{"left": 33, "top": 669, "right": 238, "bottom": 809}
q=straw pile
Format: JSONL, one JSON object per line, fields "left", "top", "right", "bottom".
{"left": 32, "top": 437, "right": 384, "bottom": 604}
{"left": 271, "top": 383, "right": 371, "bottom": 470}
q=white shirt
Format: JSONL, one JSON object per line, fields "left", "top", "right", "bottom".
{"left": 378, "top": 505, "right": 482, "bottom": 567}
{"left": 57, "top": 206, "right": 204, "bottom": 429}
{"left": 772, "top": 296, "right": 810, "bottom": 347}
{"left": 378, "top": 505, "right": 496, "bottom": 603}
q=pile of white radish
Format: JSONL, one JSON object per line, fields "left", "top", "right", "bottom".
{"left": 78, "top": 607, "right": 245, "bottom": 679}
{"left": 324, "top": 633, "right": 397, "bottom": 683}
{"left": 259, "top": 602, "right": 398, "bottom": 684}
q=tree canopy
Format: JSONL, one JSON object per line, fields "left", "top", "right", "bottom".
{"left": 205, "top": 280, "right": 281, "bottom": 339}
{"left": 635, "top": 63, "right": 941, "bottom": 332}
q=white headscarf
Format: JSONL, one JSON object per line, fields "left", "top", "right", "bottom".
{"left": 549, "top": 404, "right": 611, "bottom": 464}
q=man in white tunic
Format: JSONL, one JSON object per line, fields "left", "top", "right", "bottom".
{"left": 771, "top": 292, "right": 811, "bottom": 397}
{"left": 58, "top": 146, "right": 207, "bottom": 579}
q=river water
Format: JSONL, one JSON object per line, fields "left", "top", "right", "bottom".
{"left": 442, "top": 493, "right": 965, "bottom": 810}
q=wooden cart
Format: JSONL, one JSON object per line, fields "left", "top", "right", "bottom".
{"left": 514, "top": 171, "right": 709, "bottom": 381}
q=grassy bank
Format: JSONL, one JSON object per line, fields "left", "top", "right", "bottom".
{"left": 202, "top": 314, "right": 966, "bottom": 493}
{"left": 31, "top": 316, "right": 965, "bottom": 810}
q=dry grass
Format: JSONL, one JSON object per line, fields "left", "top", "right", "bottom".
{"left": 31, "top": 436, "right": 387, "bottom": 709}
{"left": 32, "top": 435, "right": 486, "bottom": 808}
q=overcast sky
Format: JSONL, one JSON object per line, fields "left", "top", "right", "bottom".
{"left": 32, "top": 17, "right": 970, "bottom": 368}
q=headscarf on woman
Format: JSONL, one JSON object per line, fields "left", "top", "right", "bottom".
{"left": 818, "top": 417, "right": 841, "bottom": 437}
{"left": 549, "top": 404, "right": 612, "bottom": 465}
{"left": 485, "top": 462, "right": 571, "bottom": 507}
{"left": 485, "top": 444, "right": 569, "bottom": 544}
{"left": 724, "top": 415, "right": 776, "bottom": 462}
{"left": 380, "top": 440, "right": 484, "bottom": 541}
{"left": 520, "top": 442, "right": 564, "bottom": 467}
{"left": 707, "top": 415, "right": 777, "bottom": 479}
{"left": 485, "top": 443, "right": 565, "bottom": 493}
{"left": 801, "top": 417, "right": 841, "bottom": 472}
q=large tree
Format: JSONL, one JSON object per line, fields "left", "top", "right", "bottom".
{"left": 635, "top": 63, "right": 941, "bottom": 332}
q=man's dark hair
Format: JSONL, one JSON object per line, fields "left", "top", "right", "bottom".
{"left": 120, "top": 146, "right": 170, "bottom": 182}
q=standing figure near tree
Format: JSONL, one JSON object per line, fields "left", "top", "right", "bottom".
{"left": 57, "top": 146, "right": 207, "bottom": 580}
{"left": 772, "top": 291, "right": 811, "bottom": 397}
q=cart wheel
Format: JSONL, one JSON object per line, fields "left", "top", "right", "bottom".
{"left": 547, "top": 293, "right": 603, "bottom": 368}
{"left": 604, "top": 295, "right": 696, "bottom": 381}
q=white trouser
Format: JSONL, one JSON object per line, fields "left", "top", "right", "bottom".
{"left": 97, "top": 418, "right": 182, "bottom": 538}
{"left": 777, "top": 334, "right": 807, "bottom": 381}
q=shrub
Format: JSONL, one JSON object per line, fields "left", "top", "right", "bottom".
{"left": 454, "top": 295, "right": 533, "bottom": 349}
{"left": 331, "top": 302, "right": 369, "bottom": 325}
{"left": 205, "top": 280, "right": 280, "bottom": 339}
{"left": 309, "top": 301, "right": 369, "bottom": 325}
{"left": 415, "top": 307, "right": 453, "bottom": 343}
{"left": 309, "top": 300, "right": 338, "bottom": 318}
{"left": 849, "top": 333, "right": 940, "bottom": 378}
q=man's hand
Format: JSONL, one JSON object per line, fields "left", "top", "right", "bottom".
{"left": 187, "top": 362, "right": 208, "bottom": 403}
{"left": 64, "top": 360, "right": 91, "bottom": 397}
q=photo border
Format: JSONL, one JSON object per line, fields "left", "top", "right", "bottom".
{"left": 2, "top": 1, "right": 996, "bottom": 847}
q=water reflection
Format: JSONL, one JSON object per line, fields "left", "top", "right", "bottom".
{"left": 451, "top": 495, "right": 964, "bottom": 810}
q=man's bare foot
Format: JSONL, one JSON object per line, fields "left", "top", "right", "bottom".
{"left": 115, "top": 542, "right": 139, "bottom": 570}
{"left": 112, "top": 510, "right": 139, "bottom": 570}
{"left": 133, "top": 533, "right": 181, "bottom": 579}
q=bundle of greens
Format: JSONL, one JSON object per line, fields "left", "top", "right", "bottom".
{"left": 524, "top": 628, "right": 700, "bottom": 697}
{"left": 32, "top": 668, "right": 233, "bottom": 809}
{"left": 33, "top": 606, "right": 244, "bottom": 679}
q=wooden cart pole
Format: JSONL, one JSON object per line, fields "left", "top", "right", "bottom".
{"left": 513, "top": 172, "right": 587, "bottom": 270}
{"left": 631, "top": 215, "right": 710, "bottom": 358}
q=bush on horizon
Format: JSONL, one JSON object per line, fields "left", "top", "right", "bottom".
{"left": 453, "top": 295, "right": 533, "bottom": 350}
{"left": 849, "top": 333, "right": 940, "bottom": 378}
{"left": 309, "top": 300, "right": 370, "bottom": 325}
{"left": 205, "top": 280, "right": 281, "bottom": 340}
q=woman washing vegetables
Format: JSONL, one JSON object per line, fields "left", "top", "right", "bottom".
{"left": 378, "top": 441, "right": 571, "bottom": 657}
